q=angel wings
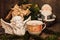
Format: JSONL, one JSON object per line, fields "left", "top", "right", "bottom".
{"left": 1, "top": 16, "right": 31, "bottom": 36}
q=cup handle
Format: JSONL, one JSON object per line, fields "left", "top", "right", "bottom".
{"left": 42, "top": 23, "right": 46, "bottom": 31}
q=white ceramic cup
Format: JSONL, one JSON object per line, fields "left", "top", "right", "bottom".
{"left": 26, "top": 20, "right": 46, "bottom": 35}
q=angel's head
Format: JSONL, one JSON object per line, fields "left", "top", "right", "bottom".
{"left": 11, "top": 16, "right": 24, "bottom": 24}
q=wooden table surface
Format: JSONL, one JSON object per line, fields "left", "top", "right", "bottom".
{"left": 0, "top": 22, "right": 60, "bottom": 40}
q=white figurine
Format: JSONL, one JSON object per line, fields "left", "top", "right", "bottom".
{"left": 39, "top": 4, "right": 56, "bottom": 21}
{"left": 1, "top": 4, "right": 31, "bottom": 36}
{"left": 1, "top": 16, "right": 31, "bottom": 36}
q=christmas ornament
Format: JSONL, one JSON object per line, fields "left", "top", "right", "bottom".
{"left": 40, "top": 4, "right": 56, "bottom": 22}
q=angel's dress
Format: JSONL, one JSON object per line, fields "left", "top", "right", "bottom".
{"left": 1, "top": 16, "right": 31, "bottom": 36}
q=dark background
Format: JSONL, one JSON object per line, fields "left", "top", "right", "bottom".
{"left": 0, "top": 0, "right": 60, "bottom": 22}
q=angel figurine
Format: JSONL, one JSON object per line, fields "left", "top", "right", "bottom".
{"left": 1, "top": 4, "right": 31, "bottom": 36}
